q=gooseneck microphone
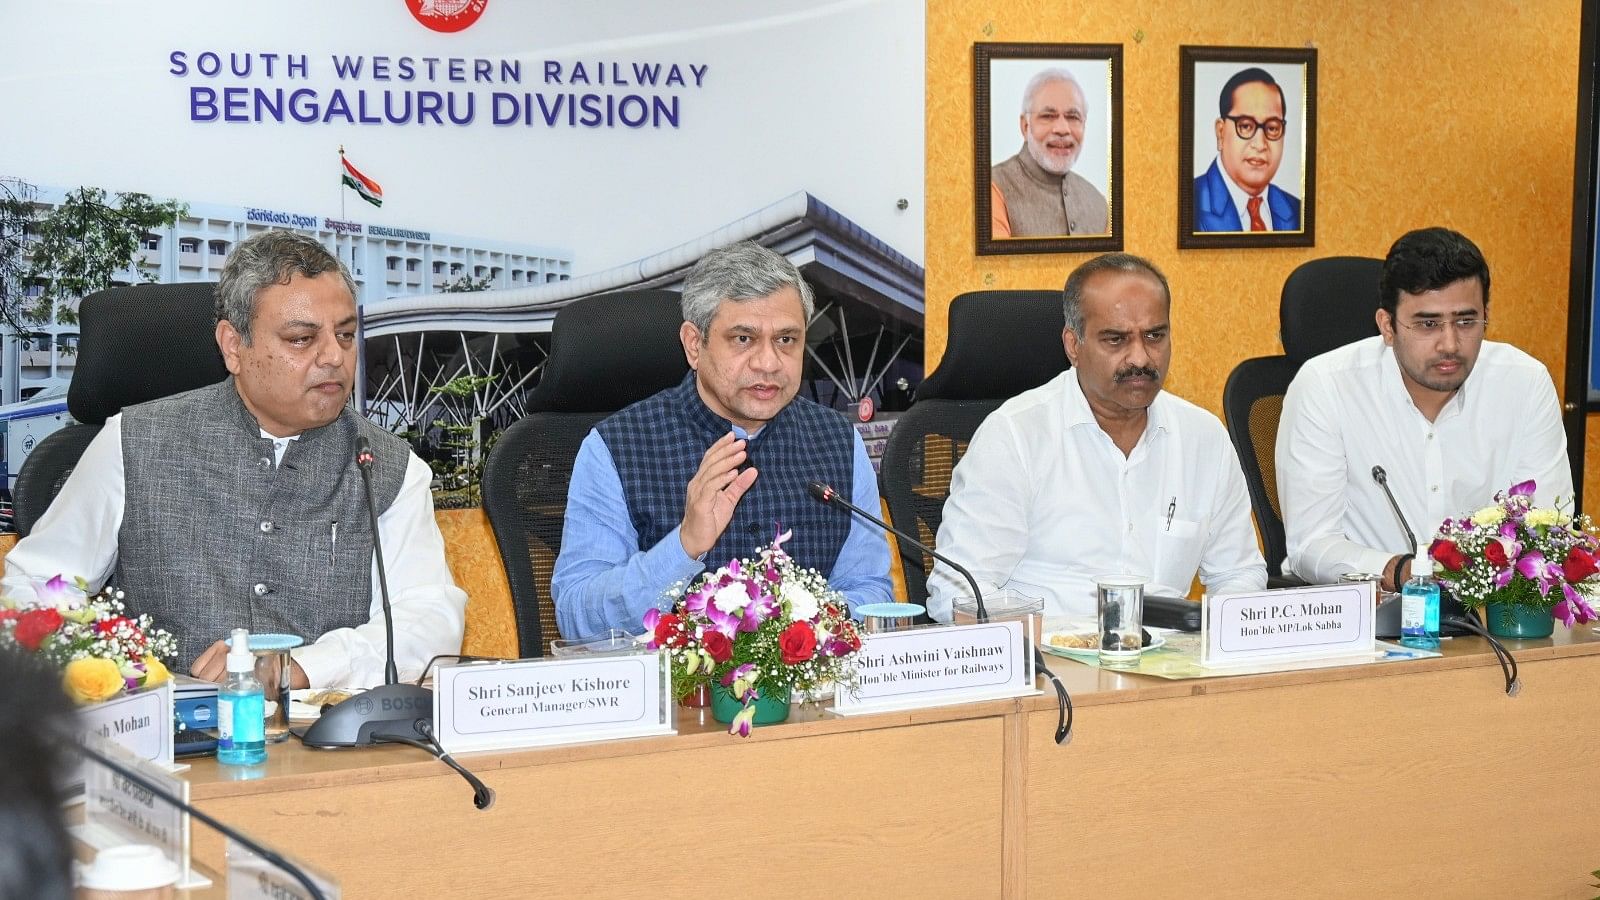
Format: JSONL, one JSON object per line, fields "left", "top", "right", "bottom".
{"left": 357, "top": 436, "right": 400, "bottom": 687}
{"left": 1370, "top": 465, "right": 1418, "bottom": 553}
{"left": 298, "top": 438, "right": 433, "bottom": 748}
{"left": 805, "top": 479, "right": 988, "bottom": 623}
{"left": 805, "top": 479, "right": 1072, "bottom": 742}
{"left": 296, "top": 437, "right": 495, "bottom": 803}
{"left": 71, "top": 737, "right": 328, "bottom": 899}
{"left": 1369, "top": 465, "right": 1519, "bottom": 693}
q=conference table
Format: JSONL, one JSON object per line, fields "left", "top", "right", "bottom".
{"left": 178, "top": 628, "right": 1600, "bottom": 898}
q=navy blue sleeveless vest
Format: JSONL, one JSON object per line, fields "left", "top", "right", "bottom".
{"left": 596, "top": 373, "right": 855, "bottom": 573}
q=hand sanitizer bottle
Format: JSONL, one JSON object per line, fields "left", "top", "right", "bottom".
{"left": 218, "top": 628, "right": 267, "bottom": 766}
{"left": 1400, "top": 544, "right": 1441, "bottom": 651}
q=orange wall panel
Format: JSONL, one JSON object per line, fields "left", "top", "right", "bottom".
{"left": 926, "top": 0, "right": 1582, "bottom": 485}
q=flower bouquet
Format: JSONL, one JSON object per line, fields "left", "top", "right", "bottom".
{"left": 1428, "top": 480, "right": 1599, "bottom": 635}
{"left": 0, "top": 575, "right": 176, "bottom": 703}
{"left": 643, "top": 531, "right": 863, "bottom": 736}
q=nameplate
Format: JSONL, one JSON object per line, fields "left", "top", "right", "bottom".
{"left": 832, "top": 620, "right": 1036, "bottom": 716}
{"left": 79, "top": 680, "right": 175, "bottom": 766}
{"left": 433, "top": 652, "right": 674, "bottom": 753}
{"left": 227, "top": 837, "right": 341, "bottom": 900}
{"left": 69, "top": 681, "right": 175, "bottom": 794}
{"left": 1202, "top": 582, "right": 1375, "bottom": 667}
{"left": 79, "top": 733, "right": 201, "bottom": 888}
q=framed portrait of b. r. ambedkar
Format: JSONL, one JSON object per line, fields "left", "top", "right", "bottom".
{"left": 974, "top": 42, "right": 1123, "bottom": 256}
{"left": 1179, "top": 45, "right": 1317, "bottom": 249}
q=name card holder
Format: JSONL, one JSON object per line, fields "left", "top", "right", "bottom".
{"left": 1202, "top": 581, "right": 1376, "bottom": 668}
{"left": 227, "top": 837, "right": 340, "bottom": 899}
{"left": 75, "top": 731, "right": 210, "bottom": 890}
{"left": 433, "top": 650, "right": 674, "bottom": 754}
{"left": 832, "top": 618, "right": 1037, "bottom": 716}
{"left": 70, "top": 680, "right": 176, "bottom": 796}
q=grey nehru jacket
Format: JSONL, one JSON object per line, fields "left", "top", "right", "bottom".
{"left": 115, "top": 378, "right": 408, "bottom": 667}
{"left": 992, "top": 143, "right": 1109, "bottom": 236}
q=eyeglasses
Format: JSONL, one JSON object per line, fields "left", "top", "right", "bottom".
{"left": 1397, "top": 317, "right": 1488, "bottom": 335}
{"left": 1223, "top": 115, "right": 1286, "bottom": 141}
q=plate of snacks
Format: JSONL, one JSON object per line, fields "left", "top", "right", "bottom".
{"left": 1041, "top": 628, "right": 1166, "bottom": 658}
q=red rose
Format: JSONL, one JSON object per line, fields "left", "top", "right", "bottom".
{"left": 1430, "top": 539, "right": 1468, "bottom": 572}
{"left": 1483, "top": 541, "right": 1509, "bottom": 569}
{"left": 13, "top": 608, "right": 63, "bottom": 651}
{"left": 1563, "top": 547, "right": 1599, "bottom": 584}
{"left": 700, "top": 630, "right": 733, "bottom": 664}
{"left": 653, "top": 613, "right": 686, "bottom": 649}
{"left": 778, "top": 620, "right": 818, "bottom": 664}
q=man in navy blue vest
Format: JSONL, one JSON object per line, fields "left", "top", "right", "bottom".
{"left": 552, "top": 242, "right": 894, "bottom": 638}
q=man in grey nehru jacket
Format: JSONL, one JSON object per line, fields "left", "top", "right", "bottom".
{"left": 3, "top": 230, "right": 466, "bottom": 690}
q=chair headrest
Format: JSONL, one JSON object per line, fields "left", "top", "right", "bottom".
{"left": 1279, "top": 256, "right": 1383, "bottom": 364}
{"left": 919, "top": 290, "right": 1070, "bottom": 401}
{"left": 527, "top": 290, "right": 690, "bottom": 413}
{"left": 69, "top": 283, "right": 229, "bottom": 425}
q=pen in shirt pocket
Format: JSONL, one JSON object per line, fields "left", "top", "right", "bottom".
{"left": 330, "top": 521, "right": 339, "bottom": 565}
{"left": 1164, "top": 497, "right": 1176, "bottom": 531}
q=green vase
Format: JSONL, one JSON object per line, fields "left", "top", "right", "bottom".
{"left": 1485, "top": 602, "right": 1555, "bottom": 639}
{"left": 710, "top": 682, "right": 792, "bottom": 725}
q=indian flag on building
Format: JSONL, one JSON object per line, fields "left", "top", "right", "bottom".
{"left": 340, "top": 154, "right": 383, "bottom": 208}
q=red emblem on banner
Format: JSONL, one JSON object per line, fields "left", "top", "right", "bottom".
{"left": 857, "top": 396, "right": 875, "bottom": 422}
{"left": 406, "top": 0, "right": 488, "bottom": 33}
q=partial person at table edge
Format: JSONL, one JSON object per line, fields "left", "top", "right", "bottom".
{"left": 1276, "top": 226, "right": 1572, "bottom": 591}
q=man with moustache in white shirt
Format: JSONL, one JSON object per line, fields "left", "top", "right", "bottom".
{"left": 927, "top": 253, "right": 1266, "bottom": 620}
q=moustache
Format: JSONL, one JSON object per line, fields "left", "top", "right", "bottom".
{"left": 1114, "top": 365, "right": 1160, "bottom": 383}
{"left": 1113, "top": 361, "right": 1164, "bottom": 379}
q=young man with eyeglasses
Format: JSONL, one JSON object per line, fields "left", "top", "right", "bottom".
{"left": 1276, "top": 227, "right": 1572, "bottom": 590}
{"left": 1193, "top": 67, "right": 1301, "bottom": 233}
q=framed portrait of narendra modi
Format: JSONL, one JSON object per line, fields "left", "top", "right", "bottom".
{"left": 1179, "top": 45, "right": 1318, "bottom": 249}
{"left": 974, "top": 42, "right": 1123, "bottom": 256}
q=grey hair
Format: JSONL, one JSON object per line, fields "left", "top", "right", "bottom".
{"left": 1021, "top": 67, "right": 1085, "bottom": 118}
{"left": 1062, "top": 253, "right": 1171, "bottom": 337}
{"left": 680, "top": 242, "right": 814, "bottom": 334}
{"left": 215, "top": 230, "right": 356, "bottom": 343}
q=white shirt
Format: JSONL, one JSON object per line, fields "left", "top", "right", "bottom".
{"left": 1220, "top": 161, "right": 1274, "bottom": 232}
{"left": 927, "top": 370, "right": 1267, "bottom": 620}
{"left": 1276, "top": 336, "right": 1573, "bottom": 584}
{"left": 3, "top": 414, "right": 468, "bottom": 690}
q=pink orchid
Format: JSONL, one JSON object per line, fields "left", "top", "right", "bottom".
{"left": 641, "top": 607, "right": 662, "bottom": 648}
{"left": 738, "top": 591, "right": 777, "bottom": 632}
{"left": 705, "top": 603, "right": 740, "bottom": 638}
{"left": 37, "top": 574, "right": 75, "bottom": 607}
{"left": 728, "top": 703, "right": 757, "bottom": 737}
{"left": 1552, "top": 583, "right": 1599, "bottom": 626}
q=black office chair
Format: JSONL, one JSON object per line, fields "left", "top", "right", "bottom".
{"left": 880, "top": 290, "right": 1070, "bottom": 603}
{"left": 1220, "top": 257, "right": 1383, "bottom": 583}
{"left": 14, "top": 283, "right": 227, "bottom": 535}
{"left": 1221, "top": 355, "right": 1301, "bottom": 584}
{"left": 481, "top": 290, "right": 688, "bottom": 657}
{"left": 1279, "top": 256, "right": 1384, "bottom": 365}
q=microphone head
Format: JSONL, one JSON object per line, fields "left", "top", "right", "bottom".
{"left": 1370, "top": 465, "right": 1387, "bottom": 485}
{"left": 356, "top": 435, "right": 374, "bottom": 468}
{"left": 805, "top": 480, "right": 833, "bottom": 503}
